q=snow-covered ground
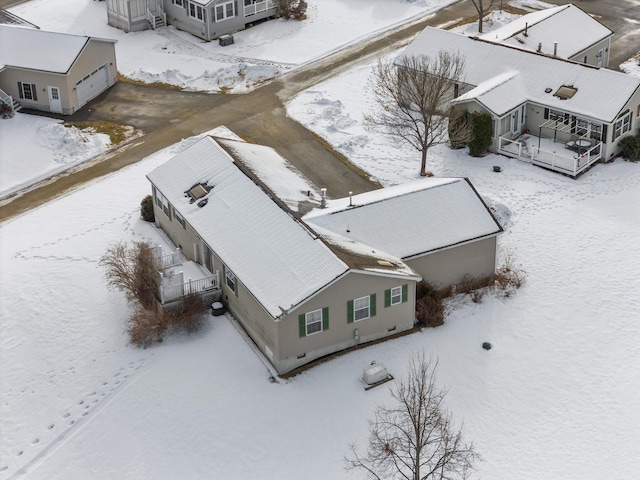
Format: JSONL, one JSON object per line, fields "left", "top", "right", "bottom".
{"left": 2, "top": 1, "right": 640, "bottom": 479}
{"left": 8, "top": 0, "right": 457, "bottom": 93}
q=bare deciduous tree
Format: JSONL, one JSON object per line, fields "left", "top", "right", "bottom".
{"left": 346, "top": 352, "right": 479, "bottom": 480}
{"left": 99, "top": 241, "right": 161, "bottom": 309}
{"left": 469, "top": 0, "right": 494, "bottom": 34}
{"left": 275, "top": 0, "right": 307, "bottom": 20}
{"left": 364, "top": 52, "right": 469, "bottom": 176}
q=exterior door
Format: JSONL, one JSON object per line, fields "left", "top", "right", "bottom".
{"left": 511, "top": 109, "right": 520, "bottom": 137}
{"left": 48, "top": 86, "right": 62, "bottom": 113}
{"left": 76, "top": 64, "right": 109, "bottom": 106}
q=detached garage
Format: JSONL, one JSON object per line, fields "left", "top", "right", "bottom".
{"left": 0, "top": 24, "right": 117, "bottom": 115}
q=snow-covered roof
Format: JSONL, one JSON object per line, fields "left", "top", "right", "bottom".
{"left": 147, "top": 136, "right": 350, "bottom": 318}
{"left": 401, "top": 27, "right": 640, "bottom": 121}
{"left": 215, "top": 138, "right": 322, "bottom": 213}
{"left": 480, "top": 4, "right": 612, "bottom": 59}
{"left": 0, "top": 24, "right": 115, "bottom": 74}
{"left": 303, "top": 178, "right": 502, "bottom": 260}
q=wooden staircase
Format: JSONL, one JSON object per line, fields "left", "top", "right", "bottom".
{"left": 149, "top": 14, "right": 165, "bottom": 29}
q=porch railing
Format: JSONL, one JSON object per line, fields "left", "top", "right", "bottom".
{"left": 152, "top": 245, "right": 182, "bottom": 269}
{"left": 146, "top": 3, "right": 166, "bottom": 29}
{"left": 244, "top": 0, "right": 276, "bottom": 16}
{"left": 0, "top": 89, "right": 15, "bottom": 114}
{"left": 499, "top": 136, "right": 602, "bottom": 177}
{"left": 159, "top": 272, "right": 220, "bottom": 304}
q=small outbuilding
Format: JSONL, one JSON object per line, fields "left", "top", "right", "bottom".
{"left": 0, "top": 25, "right": 117, "bottom": 115}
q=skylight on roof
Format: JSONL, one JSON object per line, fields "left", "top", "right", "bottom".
{"left": 554, "top": 85, "right": 577, "bottom": 100}
{"left": 186, "top": 182, "right": 211, "bottom": 202}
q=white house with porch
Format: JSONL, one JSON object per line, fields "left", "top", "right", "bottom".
{"left": 401, "top": 26, "right": 640, "bottom": 177}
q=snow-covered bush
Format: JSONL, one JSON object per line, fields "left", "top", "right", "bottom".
{"left": 140, "top": 195, "right": 155, "bottom": 222}
{"left": 619, "top": 135, "right": 640, "bottom": 162}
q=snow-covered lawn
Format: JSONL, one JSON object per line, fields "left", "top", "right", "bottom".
{"left": 9, "top": 0, "right": 457, "bottom": 93}
{"left": 3, "top": 1, "right": 640, "bottom": 479}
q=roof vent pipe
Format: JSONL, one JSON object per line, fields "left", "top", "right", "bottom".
{"left": 537, "top": 42, "right": 542, "bottom": 53}
{"left": 320, "top": 188, "right": 327, "bottom": 209}
{"left": 553, "top": 41, "right": 558, "bottom": 56}
{"left": 523, "top": 22, "right": 528, "bottom": 37}
{"left": 348, "top": 191, "right": 353, "bottom": 207}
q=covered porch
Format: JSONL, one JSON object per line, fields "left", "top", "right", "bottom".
{"left": 153, "top": 245, "right": 220, "bottom": 305}
{"left": 498, "top": 133, "right": 602, "bottom": 177}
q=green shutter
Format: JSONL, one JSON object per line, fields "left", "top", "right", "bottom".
{"left": 384, "top": 289, "right": 391, "bottom": 308}
{"left": 544, "top": 108, "right": 549, "bottom": 119}
{"left": 299, "top": 314, "right": 306, "bottom": 338}
{"left": 402, "top": 284, "right": 408, "bottom": 303}
{"left": 602, "top": 124, "right": 608, "bottom": 140}
{"left": 347, "top": 300, "right": 354, "bottom": 323}
{"left": 370, "top": 293, "right": 376, "bottom": 317}
{"left": 322, "top": 307, "right": 329, "bottom": 331}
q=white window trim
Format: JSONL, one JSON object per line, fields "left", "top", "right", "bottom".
{"left": 225, "top": 267, "right": 236, "bottom": 291}
{"left": 613, "top": 111, "right": 631, "bottom": 141}
{"left": 305, "top": 309, "right": 323, "bottom": 335}
{"left": 354, "top": 295, "right": 370, "bottom": 322}
{"left": 215, "top": 0, "right": 235, "bottom": 21}
{"left": 18, "top": 82, "right": 37, "bottom": 101}
{"left": 390, "top": 286, "right": 402, "bottom": 306}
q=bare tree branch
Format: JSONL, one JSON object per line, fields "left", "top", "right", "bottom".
{"left": 345, "top": 351, "right": 479, "bottom": 480}
{"left": 469, "top": 0, "right": 495, "bottom": 33}
{"left": 364, "top": 52, "right": 469, "bottom": 176}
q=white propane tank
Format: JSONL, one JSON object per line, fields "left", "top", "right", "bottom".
{"left": 363, "top": 361, "right": 388, "bottom": 385}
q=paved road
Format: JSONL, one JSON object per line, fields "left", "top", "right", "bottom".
{"left": 1, "top": 0, "right": 639, "bottom": 221}
{"left": 0, "top": 0, "right": 485, "bottom": 221}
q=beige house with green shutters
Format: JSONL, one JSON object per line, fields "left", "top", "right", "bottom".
{"left": 146, "top": 135, "right": 502, "bottom": 374}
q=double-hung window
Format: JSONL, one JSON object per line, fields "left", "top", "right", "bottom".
{"left": 306, "top": 309, "right": 322, "bottom": 335}
{"left": 354, "top": 296, "right": 370, "bottom": 321}
{"left": 385, "top": 284, "right": 408, "bottom": 307}
{"left": 154, "top": 189, "right": 171, "bottom": 218}
{"left": 18, "top": 82, "right": 37, "bottom": 101}
{"left": 174, "top": 208, "right": 186, "bottom": 229}
{"left": 390, "top": 286, "right": 402, "bottom": 305}
{"left": 173, "top": 0, "right": 184, "bottom": 6}
{"left": 613, "top": 111, "right": 631, "bottom": 141}
{"left": 225, "top": 267, "right": 236, "bottom": 293}
{"left": 215, "top": 1, "right": 235, "bottom": 21}
{"left": 299, "top": 308, "right": 329, "bottom": 337}
{"left": 348, "top": 294, "right": 376, "bottom": 323}
{"left": 188, "top": 3, "right": 206, "bottom": 20}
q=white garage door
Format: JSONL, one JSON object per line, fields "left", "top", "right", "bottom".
{"left": 76, "top": 63, "right": 109, "bottom": 106}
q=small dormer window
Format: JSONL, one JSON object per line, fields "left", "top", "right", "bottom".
{"left": 185, "top": 182, "right": 212, "bottom": 203}
{"left": 554, "top": 85, "right": 577, "bottom": 100}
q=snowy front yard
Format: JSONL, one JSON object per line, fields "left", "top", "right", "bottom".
{"left": 2, "top": 0, "right": 640, "bottom": 478}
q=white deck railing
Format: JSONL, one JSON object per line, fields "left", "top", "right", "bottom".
{"left": 152, "top": 245, "right": 182, "bottom": 269}
{"left": 244, "top": 0, "right": 275, "bottom": 16}
{"left": 499, "top": 136, "right": 602, "bottom": 177}
{"left": 146, "top": 4, "right": 166, "bottom": 29}
{"left": 0, "top": 89, "right": 15, "bottom": 114}
{"left": 159, "top": 272, "right": 220, "bottom": 304}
